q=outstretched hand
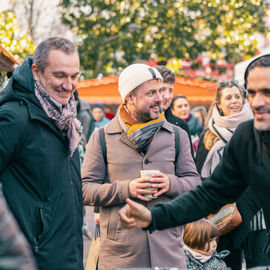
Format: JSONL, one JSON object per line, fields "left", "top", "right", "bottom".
{"left": 118, "top": 198, "right": 152, "bottom": 229}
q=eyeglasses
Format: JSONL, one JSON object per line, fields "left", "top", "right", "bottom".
{"left": 219, "top": 80, "right": 239, "bottom": 87}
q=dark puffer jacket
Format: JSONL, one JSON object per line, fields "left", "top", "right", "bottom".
{"left": 0, "top": 57, "right": 83, "bottom": 270}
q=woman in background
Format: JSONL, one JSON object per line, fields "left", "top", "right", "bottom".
{"left": 191, "top": 105, "right": 208, "bottom": 129}
{"left": 171, "top": 95, "right": 202, "bottom": 154}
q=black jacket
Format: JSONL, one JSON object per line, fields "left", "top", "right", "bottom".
{"left": 150, "top": 120, "right": 270, "bottom": 235}
{"left": 0, "top": 58, "right": 83, "bottom": 270}
{"left": 195, "top": 128, "right": 262, "bottom": 249}
{"left": 165, "top": 108, "right": 194, "bottom": 158}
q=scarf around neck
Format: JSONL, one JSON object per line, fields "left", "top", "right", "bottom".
{"left": 201, "top": 103, "right": 253, "bottom": 178}
{"left": 184, "top": 245, "right": 212, "bottom": 263}
{"left": 117, "top": 103, "right": 165, "bottom": 150}
{"left": 34, "top": 81, "right": 82, "bottom": 157}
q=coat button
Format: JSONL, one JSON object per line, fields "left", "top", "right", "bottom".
{"left": 144, "top": 159, "right": 151, "bottom": 165}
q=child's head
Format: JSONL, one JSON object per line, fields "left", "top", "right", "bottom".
{"left": 184, "top": 218, "right": 219, "bottom": 256}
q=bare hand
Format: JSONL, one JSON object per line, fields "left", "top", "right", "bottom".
{"left": 129, "top": 178, "right": 157, "bottom": 201}
{"left": 118, "top": 198, "right": 152, "bottom": 229}
{"left": 150, "top": 172, "right": 170, "bottom": 197}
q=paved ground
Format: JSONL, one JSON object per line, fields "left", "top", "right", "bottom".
{"left": 83, "top": 206, "right": 96, "bottom": 267}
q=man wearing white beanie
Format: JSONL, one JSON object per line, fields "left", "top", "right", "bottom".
{"left": 82, "top": 63, "right": 200, "bottom": 269}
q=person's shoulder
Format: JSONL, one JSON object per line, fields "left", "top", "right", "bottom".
{"left": 184, "top": 249, "right": 201, "bottom": 269}
{"left": 0, "top": 100, "right": 30, "bottom": 133}
{"left": 0, "top": 100, "right": 29, "bottom": 119}
{"left": 167, "top": 122, "right": 189, "bottom": 139}
{"left": 233, "top": 119, "right": 254, "bottom": 140}
{"left": 165, "top": 109, "right": 190, "bottom": 133}
{"left": 79, "top": 98, "right": 91, "bottom": 111}
{"left": 237, "top": 119, "right": 254, "bottom": 130}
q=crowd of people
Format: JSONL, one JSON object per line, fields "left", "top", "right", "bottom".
{"left": 0, "top": 36, "right": 270, "bottom": 270}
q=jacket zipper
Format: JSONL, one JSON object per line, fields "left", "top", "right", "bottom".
{"left": 68, "top": 157, "right": 81, "bottom": 268}
{"left": 33, "top": 238, "right": 39, "bottom": 254}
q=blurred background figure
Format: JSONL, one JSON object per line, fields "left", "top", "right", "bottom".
{"left": 91, "top": 103, "right": 110, "bottom": 128}
{"left": 183, "top": 218, "right": 229, "bottom": 270}
{"left": 195, "top": 80, "right": 266, "bottom": 270}
{"left": 191, "top": 105, "right": 208, "bottom": 129}
{"left": 91, "top": 103, "right": 110, "bottom": 242}
{"left": 103, "top": 104, "right": 116, "bottom": 120}
{"left": 0, "top": 183, "right": 37, "bottom": 270}
{"left": 171, "top": 95, "right": 202, "bottom": 154}
{"left": 155, "top": 65, "right": 193, "bottom": 157}
{"left": 74, "top": 90, "right": 95, "bottom": 144}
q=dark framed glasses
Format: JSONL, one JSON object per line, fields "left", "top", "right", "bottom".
{"left": 219, "top": 80, "right": 239, "bottom": 87}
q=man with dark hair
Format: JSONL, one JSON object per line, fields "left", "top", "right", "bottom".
{"left": 155, "top": 66, "right": 193, "bottom": 156}
{"left": 0, "top": 37, "right": 83, "bottom": 269}
{"left": 119, "top": 54, "right": 270, "bottom": 264}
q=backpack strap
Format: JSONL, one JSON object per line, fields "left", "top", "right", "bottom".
{"left": 86, "top": 109, "right": 95, "bottom": 142}
{"left": 172, "top": 125, "right": 179, "bottom": 164}
{"left": 98, "top": 127, "right": 107, "bottom": 164}
{"left": 99, "top": 125, "right": 179, "bottom": 166}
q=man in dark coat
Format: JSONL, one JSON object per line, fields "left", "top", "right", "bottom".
{"left": 155, "top": 66, "right": 193, "bottom": 157}
{"left": 0, "top": 37, "right": 83, "bottom": 270}
{"left": 119, "top": 54, "right": 270, "bottom": 261}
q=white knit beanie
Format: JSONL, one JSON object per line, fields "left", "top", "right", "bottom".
{"left": 118, "top": 63, "right": 163, "bottom": 101}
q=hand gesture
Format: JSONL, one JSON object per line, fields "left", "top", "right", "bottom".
{"left": 118, "top": 198, "right": 152, "bottom": 229}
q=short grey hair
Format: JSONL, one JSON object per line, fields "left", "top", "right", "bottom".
{"left": 33, "top": 37, "right": 78, "bottom": 73}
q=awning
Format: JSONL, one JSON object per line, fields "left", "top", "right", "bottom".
{"left": 0, "top": 44, "right": 20, "bottom": 72}
{"left": 77, "top": 75, "right": 217, "bottom": 105}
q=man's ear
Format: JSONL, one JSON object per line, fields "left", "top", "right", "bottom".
{"left": 31, "top": 64, "right": 40, "bottom": 81}
{"left": 125, "top": 93, "right": 135, "bottom": 105}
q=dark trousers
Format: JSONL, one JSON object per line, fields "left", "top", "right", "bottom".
{"left": 243, "top": 229, "right": 270, "bottom": 269}
{"left": 217, "top": 230, "right": 242, "bottom": 270}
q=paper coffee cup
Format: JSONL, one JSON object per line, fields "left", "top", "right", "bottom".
{"left": 140, "top": 170, "right": 160, "bottom": 199}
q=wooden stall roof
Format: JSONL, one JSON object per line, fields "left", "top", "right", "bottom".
{"left": 77, "top": 75, "right": 218, "bottom": 105}
{"left": 0, "top": 44, "right": 20, "bottom": 72}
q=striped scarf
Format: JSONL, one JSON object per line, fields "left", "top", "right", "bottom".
{"left": 117, "top": 103, "right": 164, "bottom": 151}
{"left": 34, "top": 81, "right": 82, "bottom": 157}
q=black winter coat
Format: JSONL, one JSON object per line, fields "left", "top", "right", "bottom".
{"left": 149, "top": 120, "right": 270, "bottom": 254}
{"left": 0, "top": 58, "right": 83, "bottom": 270}
{"left": 165, "top": 107, "right": 194, "bottom": 157}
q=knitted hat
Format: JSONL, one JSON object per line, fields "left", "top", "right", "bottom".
{"left": 244, "top": 53, "right": 270, "bottom": 88}
{"left": 118, "top": 63, "right": 163, "bottom": 101}
{"left": 91, "top": 103, "right": 104, "bottom": 111}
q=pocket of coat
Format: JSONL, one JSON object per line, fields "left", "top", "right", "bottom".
{"left": 106, "top": 209, "right": 118, "bottom": 240}
{"left": 33, "top": 206, "right": 48, "bottom": 244}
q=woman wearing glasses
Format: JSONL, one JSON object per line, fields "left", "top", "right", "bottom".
{"left": 195, "top": 81, "right": 270, "bottom": 269}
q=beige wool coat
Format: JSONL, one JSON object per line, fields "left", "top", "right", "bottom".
{"left": 82, "top": 117, "right": 201, "bottom": 270}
